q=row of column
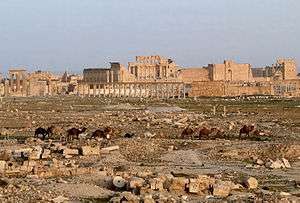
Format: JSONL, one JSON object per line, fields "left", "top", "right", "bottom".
{"left": 78, "top": 83, "right": 186, "bottom": 99}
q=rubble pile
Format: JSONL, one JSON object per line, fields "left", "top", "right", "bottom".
{"left": 0, "top": 138, "right": 119, "bottom": 178}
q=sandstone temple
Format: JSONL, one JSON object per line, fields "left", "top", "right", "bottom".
{"left": 1, "top": 56, "right": 299, "bottom": 98}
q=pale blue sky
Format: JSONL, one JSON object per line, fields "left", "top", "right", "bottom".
{"left": 0, "top": 0, "right": 299, "bottom": 73}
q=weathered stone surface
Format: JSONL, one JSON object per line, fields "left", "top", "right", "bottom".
{"left": 29, "top": 146, "right": 43, "bottom": 160}
{"left": 169, "top": 177, "right": 188, "bottom": 195}
{"left": 52, "top": 195, "right": 69, "bottom": 203}
{"left": 63, "top": 148, "right": 79, "bottom": 156}
{"left": 42, "top": 149, "right": 51, "bottom": 159}
{"left": 150, "top": 178, "right": 164, "bottom": 191}
{"left": 243, "top": 177, "right": 258, "bottom": 189}
{"left": 256, "top": 159, "right": 264, "bottom": 165}
{"left": 213, "top": 181, "right": 232, "bottom": 197}
{"left": 281, "top": 158, "right": 291, "bottom": 168}
{"left": 113, "top": 176, "right": 127, "bottom": 189}
{"left": 143, "top": 194, "right": 155, "bottom": 203}
{"left": 266, "top": 159, "right": 285, "bottom": 169}
{"left": 129, "top": 177, "right": 145, "bottom": 189}
{"left": 81, "top": 146, "right": 99, "bottom": 156}
{"left": 0, "top": 160, "right": 6, "bottom": 172}
{"left": 100, "top": 146, "right": 119, "bottom": 154}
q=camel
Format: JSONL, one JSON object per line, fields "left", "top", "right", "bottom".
{"left": 198, "top": 127, "right": 217, "bottom": 140}
{"left": 91, "top": 126, "right": 114, "bottom": 139}
{"left": 34, "top": 127, "right": 50, "bottom": 140}
{"left": 67, "top": 127, "right": 87, "bottom": 141}
{"left": 181, "top": 126, "right": 195, "bottom": 139}
{"left": 239, "top": 125, "right": 255, "bottom": 137}
{"left": 91, "top": 129, "right": 106, "bottom": 139}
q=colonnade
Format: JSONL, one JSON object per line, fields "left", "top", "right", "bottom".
{"left": 78, "top": 82, "right": 186, "bottom": 99}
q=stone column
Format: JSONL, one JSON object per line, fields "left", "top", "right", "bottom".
{"left": 106, "top": 71, "right": 110, "bottom": 83}
{"left": 183, "top": 84, "right": 186, "bottom": 99}
{"left": 9, "top": 74, "right": 13, "bottom": 93}
{"left": 104, "top": 84, "right": 107, "bottom": 97}
{"left": 93, "top": 84, "right": 96, "bottom": 97}
{"left": 139, "top": 84, "right": 142, "bottom": 98}
{"left": 167, "top": 84, "right": 170, "bottom": 99}
{"left": 23, "top": 80, "right": 28, "bottom": 96}
{"left": 161, "top": 84, "right": 164, "bottom": 99}
{"left": 172, "top": 84, "right": 175, "bottom": 99}
{"left": 16, "top": 74, "right": 20, "bottom": 92}
{"left": 110, "top": 71, "right": 114, "bottom": 83}
{"left": 123, "top": 83, "right": 126, "bottom": 97}
{"left": 108, "top": 84, "right": 111, "bottom": 97}
{"left": 110, "top": 84, "right": 114, "bottom": 97}
{"left": 129, "top": 84, "right": 132, "bottom": 97}
{"left": 178, "top": 84, "right": 181, "bottom": 99}
{"left": 4, "top": 80, "right": 9, "bottom": 96}
{"left": 118, "top": 84, "right": 121, "bottom": 97}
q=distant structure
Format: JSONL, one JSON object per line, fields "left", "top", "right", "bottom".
{"left": 0, "top": 56, "right": 299, "bottom": 98}
{"left": 187, "top": 59, "right": 299, "bottom": 97}
{"left": 80, "top": 56, "right": 185, "bottom": 98}
{"left": 0, "top": 69, "right": 82, "bottom": 97}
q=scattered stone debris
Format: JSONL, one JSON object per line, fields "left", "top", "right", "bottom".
{"left": 0, "top": 97, "right": 299, "bottom": 202}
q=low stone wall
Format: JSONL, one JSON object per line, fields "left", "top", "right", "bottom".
{"left": 190, "top": 80, "right": 300, "bottom": 97}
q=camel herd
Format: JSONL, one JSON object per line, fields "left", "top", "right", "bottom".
{"left": 180, "top": 124, "right": 269, "bottom": 140}
{"left": 32, "top": 123, "right": 269, "bottom": 141}
{"left": 34, "top": 125, "right": 118, "bottom": 141}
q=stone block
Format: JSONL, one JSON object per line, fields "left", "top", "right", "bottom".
{"left": 63, "top": 148, "right": 79, "bottom": 156}
{"left": 0, "top": 160, "right": 6, "bottom": 172}
{"left": 282, "top": 158, "right": 291, "bottom": 168}
{"left": 100, "top": 146, "right": 119, "bottom": 154}
{"left": 42, "top": 149, "right": 51, "bottom": 159}
{"left": 243, "top": 177, "right": 258, "bottom": 189}
{"left": 150, "top": 178, "right": 164, "bottom": 191}
{"left": 213, "top": 181, "right": 231, "bottom": 197}
{"left": 169, "top": 177, "right": 188, "bottom": 195}
{"left": 29, "top": 146, "right": 43, "bottom": 160}
{"left": 129, "top": 177, "right": 145, "bottom": 189}
{"left": 81, "top": 146, "right": 99, "bottom": 156}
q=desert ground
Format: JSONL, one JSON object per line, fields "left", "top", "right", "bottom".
{"left": 0, "top": 96, "right": 299, "bottom": 202}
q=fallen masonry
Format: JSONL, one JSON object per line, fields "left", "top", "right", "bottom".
{"left": 108, "top": 172, "right": 257, "bottom": 202}
{"left": 0, "top": 138, "right": 120, "bottom": 178}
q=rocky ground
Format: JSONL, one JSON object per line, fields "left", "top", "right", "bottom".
{"left": 0, "top": 96, "right": 299, "bottom": 202}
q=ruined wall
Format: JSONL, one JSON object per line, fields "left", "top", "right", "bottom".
{"left": 224, "top": 83, "right": 272, "bottom": 96}
{"left": 111, "top": 63, "right": 136, "bottom": 82}
{"left": 272, "top": 79, "right": 300, "bottom": 97}
{"left": 128, "top": 56, "right": 179, "bottom": 81}
{"left": 178, "top": 68, "right": 209, "bottom": 84}
{"left": 28, "top": 80, "right": 48, "bottom": 96}
{"left": 189, "top": 80, "right": 300, "bottom": 97}
{"left": 189, "top": 81, "right": 225, "bottom": 97}
{"left": 0, "top": 83, "right": 4, "bottom": 96}
{"left": 208, "top": 60, "right": 252, "bottom": 82}
{"left": 277, "top": 59, "right": 297, "bottom": 80}
{"left": 83, "top": 69, "right": 111, "bottom": 83}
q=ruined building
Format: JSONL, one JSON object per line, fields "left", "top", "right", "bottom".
{"left": 188, "top": 59, "right": 299, "bottom": 97}
{"left": 0, "top": 69, "right": 78, "bottom": 97}
{"left": 80, "top": 56, "right": 184, "bottom": 98}
{"left": 1, "top": 56, "right": 299, "bottom": 98}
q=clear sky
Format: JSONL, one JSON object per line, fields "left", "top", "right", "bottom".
{"left": 0, "top": 0, "right": 299, "bottom": 74}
